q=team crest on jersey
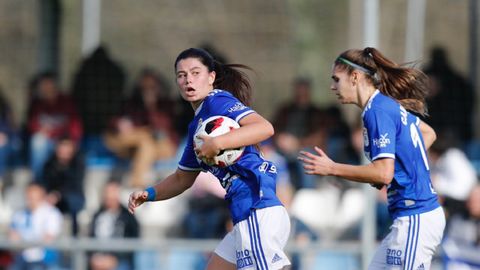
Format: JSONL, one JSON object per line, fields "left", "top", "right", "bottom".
{"left": 373, "top": 133, "right": 390, "bottom": 148}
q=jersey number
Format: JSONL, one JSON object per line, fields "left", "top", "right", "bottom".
{"left": 410, "top": 123, "right": 429, "bottom": 170}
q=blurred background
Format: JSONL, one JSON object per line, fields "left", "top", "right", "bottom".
{"left": 0, "top": 0, "right": 479, "bottom": 269}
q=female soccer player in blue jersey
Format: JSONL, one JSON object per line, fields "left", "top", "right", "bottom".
{"left": 299, "top": 47, "right": 445, "bottom": 270}
{"left": 128, "top": 48, "right": 291, "bottom": 270}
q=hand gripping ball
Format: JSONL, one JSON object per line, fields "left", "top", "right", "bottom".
{"left": 194, "top": 115, "right": 244, "bottom": 167}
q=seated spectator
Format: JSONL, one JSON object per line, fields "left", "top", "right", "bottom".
{"left": 42, "top": 135, "right": 85, "bottom": 237}
{"left": 71, "top": 45, "right": 126, "bottom": 136}
{"left": 9, "top": 182, "right": 63, "bottom": 270}
{"left": 442, "top": 184, "right": 480, "bottom": 269}
{"left": 272, "top": 77, "right": 324, "bottom": 189}
{"left": 321, "top": 105, "right": 358, "bottom": 165}
{"left": 423, "top": 47, "right": 475, "bottom": 142}
{"left": 104, "top": 68, "right": 179, "bottom": 187}
{"left": 429, "top": 132, "right": 478, "bottom": 217}
{"left": 180, "top": 172, "right": 229, "bottom": 239}
{"left": 0, "top": 87, "right": 18, "bottom": 189}
{"left": 89, "top": 181, "right": 140, "bottom": 270}
{"left": 26, "top": 72, "right": 83, "bottom": 181}
{"left": 260, "top": 138, "right": 294, "bottom": 209}
{"left": 350, "top": 120, "right": 392, "bottom": 239}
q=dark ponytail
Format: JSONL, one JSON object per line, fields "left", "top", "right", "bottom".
{"left": 175, "top": 48, "right": 253, "bottom": 106}
{"left": 335, "top": 47, "right": 430, "bottom": 116}
{"left": 212, "top": 62, "right": 253, "bottom": 106}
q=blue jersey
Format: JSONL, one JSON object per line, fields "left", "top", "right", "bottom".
{"left": 179, "top": 90, "right": 282, "bottom": 224}
{"left": 362, "top": 90, "right": 439, "bottom": 218}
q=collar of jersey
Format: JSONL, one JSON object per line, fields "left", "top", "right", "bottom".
{"left": 361, "top": 89, "right": 380, "bottom": 117}
{"left": 194, "top": 89, "right": 224, "bottom": 116}
{"left": 194, "top": 101, "right": 204, "bottom": 116}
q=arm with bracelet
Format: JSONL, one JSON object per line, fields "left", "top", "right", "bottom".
{"left": 128, "top": 169, "right": 199, "bottom": 214}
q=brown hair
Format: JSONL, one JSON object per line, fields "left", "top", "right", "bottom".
{"left": 334, "top": 47, "right": 430, "bottom": 116}
{"left": 175, "top": 48, "right": 253, "bottom": 106}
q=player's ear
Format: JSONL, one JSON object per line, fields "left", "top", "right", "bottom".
{"left": 351, "top": 71, "right": 358, "bottom": 86}
{"left": 209, "top": 71, "right": 216, "bottom": 86}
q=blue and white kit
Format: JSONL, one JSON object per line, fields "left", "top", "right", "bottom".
{"left": 179, "top": 90, "right": 290, "bottom": 269}
{"left": 363, "top": 90, "right": 445, "bottom": 270}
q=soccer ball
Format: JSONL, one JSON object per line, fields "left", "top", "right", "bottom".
{"left": 194, "top": 115, "right": 244, "bottom": 167}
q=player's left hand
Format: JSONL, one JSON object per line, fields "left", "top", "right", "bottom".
{"left": 194, "top": 134, "right": 221, "bottom": 161}
{"left": 128, "top": 190, "right": 148, "bottom": 214}
{"left": 298, "top": 146, "right": 335, "bottom": 176}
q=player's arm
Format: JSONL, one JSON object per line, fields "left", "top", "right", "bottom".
{"left": 299, "top": 146, "right": 394, "bottom": 186}
{"left": 128, "top": 169, "right": 200, "bottom": 214}
{"left": 198, "top": 112, "right": 274, "bottom": 158}
{"left": 418, "top": 120, "right": 436, "bottom": 150}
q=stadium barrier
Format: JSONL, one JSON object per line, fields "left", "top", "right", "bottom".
{"left": 0, "top": 237, "right": 363, "bottom": 270}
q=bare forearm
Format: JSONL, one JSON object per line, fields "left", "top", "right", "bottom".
{"left": 216, "top": 120, "right": 273, "bottom": 150}
{"left": 151, "top": 170, "right": 196, "bottom": 201}
{"left": 332, "top": 162, "right": 392, "bottom": 185}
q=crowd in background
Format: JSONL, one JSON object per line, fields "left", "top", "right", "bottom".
{"left": 0, "top": 45, "right": 478, "bottom": 270}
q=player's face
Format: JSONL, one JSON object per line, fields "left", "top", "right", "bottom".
{"left": 175, "top": 57, "right": 216, "bottom": 110}
{"left": 330, "top": 65, "right": 356, "bottom": 105}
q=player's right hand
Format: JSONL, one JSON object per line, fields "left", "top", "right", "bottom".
{"left": 128, "top": 190, "right": 148, "bottom": 214}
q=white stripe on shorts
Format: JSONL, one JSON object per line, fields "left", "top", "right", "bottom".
{"left": 404, "top": 214, "right": 420, "bottom": 270}
{"left": 214, "top": 206, "right": 291, "bottom": 269}
{"left": 248, "top": 210, "right": 268, "bottom": 270}
{"left": 368, "top": 207, "right": 445, "bottom": 270}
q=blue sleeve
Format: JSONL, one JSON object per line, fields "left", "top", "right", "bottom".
{"left": 363, "top": 108, "right": 396, "bottom": 161}
{"left": 208, "top": 94, "right": 255, "bottom": 122}
{"left": 178, "top": 125, "right": 202, "bottom": 171}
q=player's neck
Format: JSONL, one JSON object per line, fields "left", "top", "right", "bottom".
{"left": 358, "top": 86, "right": 377, "bottom": 109}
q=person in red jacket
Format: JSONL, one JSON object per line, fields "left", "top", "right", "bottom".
{"left": 27, "top": 72, "right": 83, "bottom": 181}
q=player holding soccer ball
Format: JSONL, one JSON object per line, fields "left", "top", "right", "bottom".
{"left": 298, "top": 47, "right": 445, "bottom": 270}
{"left": 128, "top": 48, "right": 290, "bottom": 270}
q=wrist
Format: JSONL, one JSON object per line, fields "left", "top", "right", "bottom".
{"left": 330, "top": 162, "right": 338, "bottom": 176}
{"left": 214, "top": 136, "right": 225, "bottom": 153}
{"left": 145, "top": 186, "right": 156, "bottom": 201}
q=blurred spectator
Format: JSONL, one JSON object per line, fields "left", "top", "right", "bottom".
{"left": 167, "top": 173, "right": 228, "bottom": 270}
{"left": 260, "top": 138, "right": 294, "bottom": 210}
{"left": 72, "top": 45, "right": 126, "bottom": 136}
{"left": 321, "top": 106, "right": 358, "bottom": 165}
{"left": 272, "top": 77, "right": 323, "bottom": 189}
{"left": 27, "top": 71, "right": 83, "bottom": 182}
{"left": 181, "top": 193, "right": 230, "bottom": 240}
{"left": 350, "top": 121, "right": 392, "bottom": 240}
{"left": 172, "top": 97, "right": 194, "bottom": 140}
{"left": 259, "top": 139, "right": 318, "bottom": 270}
{"left": 429, "top": 131, "right": 478, "bottom": 217}
{"left": 103, "top": 68, "right": 179, "bottom": 187}
{"left": 42, "top": 135, "right": 85, "bottom": 237}
{"left": 423, "top": 47, "right": 475, "bottom": 142}
{"left": 0, "top": 249, "right": 13, "bottom": 269}
{"left": 89, "top": 181, "right": 140, "bottom": 270}
{"left": 0, "top": 87, "right": 18, "bottom": 188}
{"left": 442, "top": 184, "right": 480, "bottom": 269}
{"left": 180, "top": 172, "right": 229, "bottom": 239}
{"left": 9, "top": 182, "right": 63, "bottom": 270}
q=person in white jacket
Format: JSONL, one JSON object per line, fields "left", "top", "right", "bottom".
{"left": 9, "top": 182, "right": 63, "bottom": 270}
{"left": 429, "top": 133, "right": 478, "bottom": 217}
